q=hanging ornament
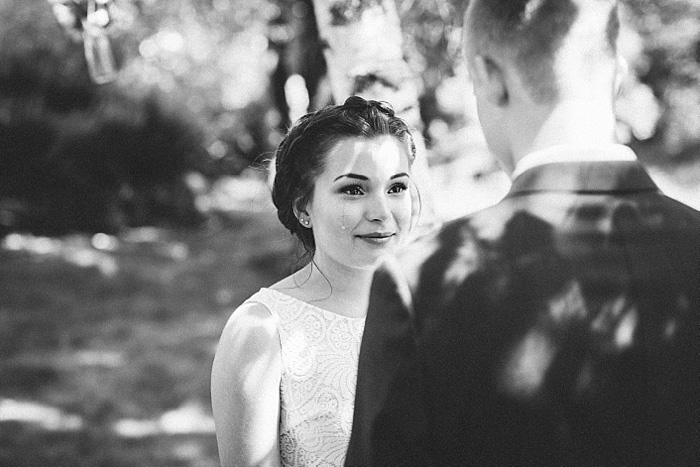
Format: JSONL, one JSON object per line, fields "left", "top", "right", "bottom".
{"left": 47, "top": 0, "right": 118, "bottom": 84}
{"left": 82, "top": 0, "right": 117, "bottom": 83}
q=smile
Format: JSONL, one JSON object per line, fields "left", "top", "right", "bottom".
{"left": 356, "top": 233, "right": 395, "bottom": 245}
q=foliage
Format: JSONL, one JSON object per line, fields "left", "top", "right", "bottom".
{"left": 1, "top": 91, "right": 213, "bottom": 235}
{"left": 2, "top": 0, "right": 698, "bottom": 236}
{"left": 111, "top": 0, "right": 284, "bottom": 162}
{"left": 329, "top": 0, "right": 384, "bottom": 25}
{"left": 397, "top": 0, "right": 465, "bottom": 97}
{"left": 0, "top": 0, "right": 286, "bottom": 236}
{"left": 0, "top": 1, "right": 215, "bottom": 235}
{"left": 622, "top": 0, "right": 700, "bottom": 161}
{"left": 397, "top": 0, "right": 700, "bottom": 163}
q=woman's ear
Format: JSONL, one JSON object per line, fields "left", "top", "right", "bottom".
{"left": 293, "top": 202, "right": 312, "bottom": 229}
{"left": 473, "top": 54, "right": 509, "bottom": 107}
{"left": 292, "top": 197, "right": 303, "bottom": 220}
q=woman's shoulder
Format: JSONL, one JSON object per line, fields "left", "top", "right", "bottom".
{"left": 215, "top": 294, "right": 280, "bottom": 362}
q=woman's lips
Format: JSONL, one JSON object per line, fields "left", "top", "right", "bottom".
{"left": 356, "top": 232, "right": 395, "bottom": 245}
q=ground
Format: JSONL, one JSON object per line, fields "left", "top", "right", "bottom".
{"left": 0, "top": 208, "right": 295, "bottom": 467}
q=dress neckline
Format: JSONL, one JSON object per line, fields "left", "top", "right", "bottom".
{"left": 261, "top": 287, "right": 366, "bottom": 321}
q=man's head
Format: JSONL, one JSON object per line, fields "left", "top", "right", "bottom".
{"left": 463, "top": 0, "right": 624, "bottom": 167}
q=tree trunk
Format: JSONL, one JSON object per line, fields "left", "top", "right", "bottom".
{"left": 311, "top": 0, "right": 438, "bottom": 233}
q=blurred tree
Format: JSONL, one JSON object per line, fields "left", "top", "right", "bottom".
{"left": 0, "top": 0, "right": 213, "bottom": 235}
{"left": 0, "top": 0, "right": 290, "bottom": 236}
{"left": 1, "top": 0, "right": 697, "bottom": 237}
{"left": 312, "top": 0, "right": 421, "bottom": 118}
{"left": 47, "top": 0, "right": 119, "bottom": 83}
{"left": 269, "top": 0, "right": 329, "bottom": 127}
{"left": 397, "top": 0, "right": 467, "bottom": 137}
{"left": 621, "top": 0, "right": 700, "bottom": 163}
{"left": 311, "top": 0, "right": 438, "bottom": 231}
{"left": 109, "top": 0, "right": 283, "bottom": 170}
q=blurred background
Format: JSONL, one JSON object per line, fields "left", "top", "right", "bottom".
{"left": 0, "top": 0, "right": 698, "bottom": 465}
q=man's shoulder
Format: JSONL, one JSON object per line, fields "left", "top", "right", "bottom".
{"left": 403, "top": 202, "right": 511, "bottom": 253}
{"left": 660, "top": 193, "right": 700, "bottom": 224}
{"left": 392, "top": 204, "right": 510, "bottom": 285}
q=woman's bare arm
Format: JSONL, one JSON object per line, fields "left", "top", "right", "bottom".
{"left": 211, "top": 301, "right": 282, "bottom": 467}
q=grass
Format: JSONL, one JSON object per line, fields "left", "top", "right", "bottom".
{"left": 0, "top": 208, "right": 297, "bottom": 467}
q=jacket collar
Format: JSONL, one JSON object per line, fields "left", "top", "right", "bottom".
{"left": 507, "top": 160, "right": 659, "bottom": 196}
{"left": 511, "top": 144, "right": 637, "bottom": 180}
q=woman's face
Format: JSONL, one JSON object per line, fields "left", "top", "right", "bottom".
{"left": 304, "top": 135, "right": 413, "bottom": 272}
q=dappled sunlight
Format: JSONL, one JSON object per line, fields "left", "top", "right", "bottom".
{"left": 0, "top": 229, "right": 195, "bottom": 277}
{"left": 0, "top": 399, "right": 83, "bottom": 431}
{"left": 614, "top": 308, "right": 638, "bottom": 349}
{"left": 2, "top": 233, "right": 119, "bottom": 276}
{"left": 429, "top": 156, "right": 511, "bottom": 221}
{"left": 500, "top": 329, "right": 556, "bottom": 398}
{"left": 71, "top": 349, "right": 125, "bottom": 368}
{"left": 547, "top": 280, "right": 587, "bottom": 324}
{"left": 0, "top": 208, "right": 293, "bottom": 465}
{"left": 114, "top": 400, "right": 215, "bottom": 438}
{"left": 1, "top": 1, "right": 699, "bottom": 465}
{"left": 442, "top": 241, "right": 479, "bottom": 291}
{"left": 500, "top": 276, "right": 588, "bottom": 399}
{"left": 207, "top": 174, "right": 276, "bottom": 213}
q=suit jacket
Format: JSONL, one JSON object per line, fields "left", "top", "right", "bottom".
{"left": 346, "top": 159, "right": 700, "bottom": 466}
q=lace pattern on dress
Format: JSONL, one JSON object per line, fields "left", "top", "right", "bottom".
{"left": 246, "top": 288, "right": 365, "bottom": 467}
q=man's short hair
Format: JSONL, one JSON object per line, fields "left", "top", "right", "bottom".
{"left": 464, "top": 0, "right": 620, "bottom": 103}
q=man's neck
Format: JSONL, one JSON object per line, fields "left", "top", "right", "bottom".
{"left": 511, "top": 97, "right": 618, "bottom": 168}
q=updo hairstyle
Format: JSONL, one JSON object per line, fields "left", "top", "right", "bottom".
{"left": 271, "top": 95, "right": 417, "bottom": 255}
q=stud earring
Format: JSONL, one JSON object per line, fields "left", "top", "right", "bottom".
{"left": 300, "top": 218, "right": 310, "bottom": 227}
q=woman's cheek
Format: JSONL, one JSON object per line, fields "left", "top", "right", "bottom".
{"left": 399, "top": 196, "right": 413, "bottom": 227}
{"left": 388, "top": 198, "right": 410, "bottom": 245}
{"left": 339, "top": 201, "right": 363, "bottom": 228}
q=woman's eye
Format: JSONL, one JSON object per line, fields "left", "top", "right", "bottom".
{"left": 340, "top": 184, "right": 364, "bottom": 196}
{"left": 388, "top": 182, "right": 408, "bottom": 194}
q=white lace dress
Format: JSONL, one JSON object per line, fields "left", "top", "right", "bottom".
{"left": 246, "top": 288, "right": 366, "bottom": 467}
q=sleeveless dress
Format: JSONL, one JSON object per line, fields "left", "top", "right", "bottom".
{"left": 246, "top": 288, "right": 366, "bottom": 467}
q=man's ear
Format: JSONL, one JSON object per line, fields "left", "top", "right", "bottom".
{"left": 473, "top": 54, "right": 509, "bottom": 107}
{"left": 614, "top": 54, "right": 629, "bottom": 97}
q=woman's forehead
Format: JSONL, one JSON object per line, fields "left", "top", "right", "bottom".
{"left": 321, "top": 136, "right": 410, "bottom": 178}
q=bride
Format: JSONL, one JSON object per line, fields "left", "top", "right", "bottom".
{"left": 211, "top": 96, "right": 419, "bottom": 467}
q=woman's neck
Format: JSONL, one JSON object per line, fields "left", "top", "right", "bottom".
{"left": 281, "top": 259, "right": 375, "bottom": 319}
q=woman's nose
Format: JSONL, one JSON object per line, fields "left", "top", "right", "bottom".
{"left": 366, "top": 193, "right": 391, "bottom": 222}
